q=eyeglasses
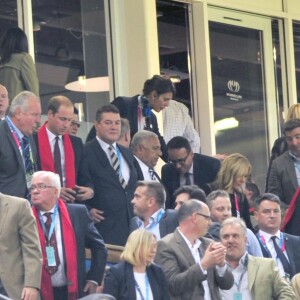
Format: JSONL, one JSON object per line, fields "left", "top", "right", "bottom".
{"left": 71, "top": 121, "right": 80, "bottom": 128}
{"left": 29, "top": 184, "right": 55, "bottom": 192}
{"left": 196, "top": 212, "right": 212, "bottom": 221}
{"left": 168, "top": 151, "right": 190, "bottom": 165}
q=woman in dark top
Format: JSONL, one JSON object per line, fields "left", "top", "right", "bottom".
{"left": 103, "top": 229, "right": 169, "bottom": 300}
{"left": 215, "top": 153, "right": 254, "bottom": 231}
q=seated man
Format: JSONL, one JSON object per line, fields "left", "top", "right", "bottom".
{"left": 131, "top": 130, "right": 162, "bottom": 181}
{"left": 130, "top": 181, "right": 178, "bottom": 240}
{"left": 206, "top": 190, "right": 262, "bottom": 257}
{"left": 220, "top": 217, "right": 296, "bottom": 299}
{"left": 162, "top": 136, "right": 220, "bottom": 208}
{"left": 155, "top": 199, "right": 233, "bottom": 299}
{"left": 255, "top": 193, "right": 300, "bottom": 280}
{"left": 173, "top": 184, "right": 206, "bottom": 210}
{"left": 30, "top": 171, "right": 107, "bottom": 300}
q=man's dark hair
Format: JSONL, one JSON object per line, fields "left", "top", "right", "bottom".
{"left": 173, "top": 185, "right": 206, "bottom": 203}
{"left": 283, "top": 118, "right": 300, "bottom": 133}
{"left": 254, "top": 193, "right": 281, "bottom": 208}
{"left": 136, "top": 181, "right": 166, "bottom": 207}
{"left": 95, "top": 104, "right": 120, "bottom": 122}
{"left": 245, "top": 182, "right": 260, "bottom": 200}
{"left": 166, "top": 136, "right": 191, "bottom": 152}
{"left": 142, "top": 75, "right": 176, "bottom": 97}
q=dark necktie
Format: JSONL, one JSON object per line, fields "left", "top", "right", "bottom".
{"left": 149, "top": 168, "right": 155, "bottom": 180}
{"left": 108, "top": 145, "right": 126, "bottom": 188}
{"left": 54, "top": 136, "right": 63, "bottom": 186}
{"left": 271, "top": 236, "right": 291, "bottom": 275}
{"left": 22, "top": 136, "right": 34, "bottom": 173}
{"left": 44, "top": 212, "right": 60, "bottom": 275}
{"left": 185, "top": 172, "right": 191, "bottom": 185}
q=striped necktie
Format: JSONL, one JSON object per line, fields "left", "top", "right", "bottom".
{"left": 108, "top": 145, "right": 126, "bottom": 188}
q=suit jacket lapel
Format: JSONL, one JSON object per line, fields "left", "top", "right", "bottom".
{"left": 285, "top": 153, "right": 298, "bottom": 191}
{"left": 0, "top": 194, "right": 9, "bottom": 235}
{"left": 284, "top": 234, "right": 296, "bottom": 276}
{"left": 247, "top": 255, "right": 258, "bottom": 291}
{"left": 159, "top": 212, "right": 167, "bottom": 237}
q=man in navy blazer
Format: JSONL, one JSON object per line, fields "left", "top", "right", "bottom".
{"left": 0, "top": 91, "right": 41, "bottom": 198}
{"left": 130, "top": 181, "right": 178, "bottom": 240}
{"left": 84, "top": 104, "right": 138, "bottom": 246}
{"left": 162, "top": 136, "right": 221, "bottom": 209}
{"left": 255, "top": 193, "right": 300, "bottom": 279}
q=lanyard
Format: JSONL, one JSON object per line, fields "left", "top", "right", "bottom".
{"left": 234, "top": 254, "right": 248, "bottom": 292}
{"left": 135, "top": 273, "right": 149, "bottom": 300}
{"left": 38, "top": 203, "right": 58, "bottom": 243}
{"left": 146, "top": 210, "right": 165, "bottom": 231}
{"left": 257, "top": 232, "right": 286, "bottom": 257}
{"left": 6, "top": 116, "right": 35, "bottom": 172}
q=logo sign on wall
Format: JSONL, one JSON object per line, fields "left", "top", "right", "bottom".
{"left": 226, "top": 80, "right": 243, "bottom": 101}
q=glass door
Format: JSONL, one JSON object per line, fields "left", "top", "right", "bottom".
{"left": 208, "top": 7, "right": 278, "bottom": 191}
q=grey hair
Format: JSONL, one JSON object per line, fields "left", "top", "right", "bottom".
{"left": 178, "top": 199, "right": 204, "bottom": 223}
{"left": 131, "top": 130, "right": 158, "bottom": 152}
{"left": 206, "top": 190, "right": 230, "bottom": 210}
{"left": 32, "top": 171, "right": 61, "bottom": 195}
{"left": 8, "top": 91, "right": 39, "bottom": 116}
{"left": 220, "top": 217, "right": 247, "bottom": 237}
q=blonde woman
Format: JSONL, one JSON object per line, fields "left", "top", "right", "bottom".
{"left": 215, "top": 153, "right": 253, "bottom": 230}
{"left": 103, "top": 229, "right": 169, "bottom": 300}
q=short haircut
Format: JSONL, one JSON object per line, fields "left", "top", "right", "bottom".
{"left": 216, "top": 153, "right": 252, "bottom": 192}
{"left": 131, "top": 130, "right": 158, "bottom": 152}
{"left": 220, "top": 217, "right": 247, "bottom": 237}
{"left": 8, "top": 91, "right": 39, "bottom": 116}
{"left": 95, "top": 104, "right": 120, "bottom": 122}
{"left": 32, "top": 171, "right": 61, "bottom": 196}
{"left": 173, "top": 185, "right": 206, "bottom": 203}
{"left": 136, "top": 181, "right": 166, "bottom": 207}
{"left": 121, "top": 229, "right": 156, "bottom": 266}
{"left": 142, "top": 75, "right": 176, "bottom": 97}
{"left": 166, "top": 136, "right": 191, "bottom": 153}
{"left": 254, "top": 193, "right": 281, "bottom": 208}
{"left": 206, "top": 190, "right": 230, "bottom": 210}
{"left": 178, "top": 199, "right": 203, "bottom": 223}
{"left": 47, "top": 95, "right": 73, "bottom": 114}
{"left": 284, "top": 118, "right": 300, "bottom": 133}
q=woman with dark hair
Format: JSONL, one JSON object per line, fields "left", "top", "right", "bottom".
{"left": 103, "top": 229, "right": 169, "bottom": 300}
{"left": 0, "top": 27, "right": 39, "bottom": 100}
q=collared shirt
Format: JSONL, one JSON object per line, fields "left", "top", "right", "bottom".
{"left": 96, "top": 137, "right": 130, "bottom": 184}
{"left": 138, "top": 208, "right": 165, "bottom": 240}
{"left": 221, "top": 252, "right": 252, "bottom": 300}
{"left": 258, "top": 229, "right": 289, "bottom": 277}
{"left": 179, "top": 163, "right": 194, "bottom": 186}
{"left": 40, "top": 206, "right": 67, "bottom": 287}
{"left": 289, "top": 151, "right": 300, "bottom": 186}
{"left": 46, "top": 128, "right": 66, "bottom": 186}
{"left": 134, "top": 156, "right": 159, "bottom": 182}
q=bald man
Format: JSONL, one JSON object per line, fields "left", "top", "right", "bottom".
{"left": 0, "top": 84, "right": 9, "bottom": 119}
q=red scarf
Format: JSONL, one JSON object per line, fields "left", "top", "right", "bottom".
{"left": 38, "top": 122, "right": 76, "bottom": 188}
{"left": 281, "top": 187, "right": 300, "bottom": 231}
{"left": 32, "top": 200, "right": 78, "bottom": 300}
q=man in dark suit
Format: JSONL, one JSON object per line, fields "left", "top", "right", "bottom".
{"left": 84, "top": 104, "right": 138, "bottom": 246}
{"left": 162, "top": 136, "right": 221, "bottom": 208}
{"left": 130, "top": 181, "right": 178, "bottom": 240}
{"left": 131, "top": 130, "right": 162, "bottom": 181}
{"left": 154, "top": 200, "right": 233, "bottom": 300}
{"left": 35, "top": 95, "right": 93, "bottom": 203}
{"left": 254, "top": 193, "right": 300, "bottom": 280}
{"left": 31, "top": 171, "right": 107, "bottom": 300}
{"left": 0, "top": 91, "right": 41, "bottom": 198}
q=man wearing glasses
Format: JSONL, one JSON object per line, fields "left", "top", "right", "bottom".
{"left": 154, "top": 199, "right": 233, "bottom": 300}
{"left": 162, "top": 136, "right": 221, "bottom": 209}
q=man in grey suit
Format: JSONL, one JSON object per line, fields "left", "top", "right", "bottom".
{"left": 0, "top": 91, "right": 41, "bottom": 198}
{"left": 220, "top": 217, "right": 295, "bottom": 299}
{"left": 0, "top": 193, "right": 42, "bottom": 300}
{"left": 154, "top": 199, "right": 233, "bottom": 300}
{"left": 130, "top": 181, "right": 178, "bottom": 240}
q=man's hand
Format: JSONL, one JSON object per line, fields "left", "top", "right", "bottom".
{"left": 83, "top": 281, "right": 97, "bottom": 294}
{"left": 201, "top": 242, "right": 227, "bottom": 270}
{"left": 60, "top": 187, "right": 77, "bottom": 203}
{"left": 90, "top": 208, "right": 105, "bottom": 223}
{"left": 75, "top": 185, "right": 94, "bottom": 201}
{"left": 21, "top": 287, "right": 38, "bottom": 300}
